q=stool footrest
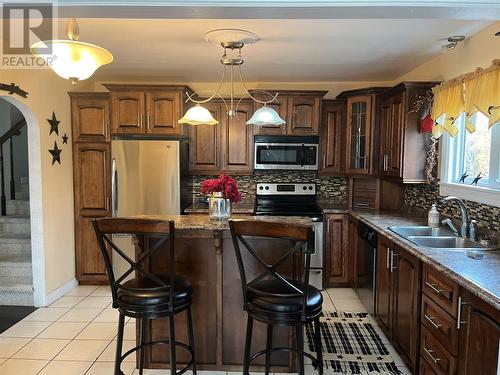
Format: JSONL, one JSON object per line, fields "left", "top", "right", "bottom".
{"left": 249, "top": 346, "right": 319, "bottom": 366}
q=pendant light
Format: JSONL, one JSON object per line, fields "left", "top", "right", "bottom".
{"left": 31, "top": 18, "right": 113, "bottom": 84}
{"left": 179, "top": 29, "right": 286, "bottom": 127}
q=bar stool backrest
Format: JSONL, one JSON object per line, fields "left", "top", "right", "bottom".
{"left": 92, "top": 218, "right": 176, "bottom": 309}
{"left": 229, "top": 219, "right": 315, "bottom": 318}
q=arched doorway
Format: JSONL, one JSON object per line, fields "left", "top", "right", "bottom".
{"left": 0, "top": 96, "right": 45, "bottom": 307}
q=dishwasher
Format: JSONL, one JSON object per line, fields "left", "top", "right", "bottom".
{"left": 355, "top": 222, "right": 378, "bottom": 314}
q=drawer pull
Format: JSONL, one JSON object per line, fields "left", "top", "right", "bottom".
{"left": 424, "top": 314, "right": 442, "bottom": 330}
{"left": 423, "top": 347, "right": 441, "bottom": 364}
{"left": 425, "top": 281, "right": 446, "bottom": 295}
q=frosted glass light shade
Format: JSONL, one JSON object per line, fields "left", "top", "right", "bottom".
{"left": 246, "top": 106, "right": 286, "bottom": 126}
{"left": 178, "top": 104, "right": 219, "bottom": 125}
{"left": 31, "top": 40, "right": 113, "bottom": 83}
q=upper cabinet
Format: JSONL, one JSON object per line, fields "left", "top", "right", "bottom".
{"left": 379, "top": 82, "right": 439, "bottom": 182}
{"left": 338, "top": 88, "right": 386, "bottom": 175}
{"left": 189, "top": 100, "right": 254, "bottom": 175}
{"left": 105, "top": 84, "right": 191, "bottom": 136}
{"left": 69, "top": 92, "right": 110, "bottom": 142}
{"left": 320, "top": 100, "right": 344, "bottom": 175}
{"left": 253, "top": 91, "right": 325, "bottom": 136}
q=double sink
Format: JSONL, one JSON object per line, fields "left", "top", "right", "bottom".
{"left": 389, "top": 226, "right": 497, "bottom": 252}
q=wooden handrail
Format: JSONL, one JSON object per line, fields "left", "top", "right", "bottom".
{"left": 0, "top": 119, "right": 26, "bottom": 146}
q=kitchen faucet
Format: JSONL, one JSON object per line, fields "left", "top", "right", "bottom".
{"left": 441, "top": 196, "right": 469, "bottom": 239}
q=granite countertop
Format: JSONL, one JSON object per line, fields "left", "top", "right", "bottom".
{"left": 132, "top": 214, "right": 311, "bottom": 231}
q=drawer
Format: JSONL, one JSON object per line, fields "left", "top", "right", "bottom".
{"left": 420, "top": 326, "right": 457, "bottom": 375}
{"left": 421, "top": 294, "right": 459, "bottom": 356}
{"left": 422, "top": 264, "right": 460, "bottom": 318}
{"left": 419, "top": 357, "right": 439, "bottom": 375}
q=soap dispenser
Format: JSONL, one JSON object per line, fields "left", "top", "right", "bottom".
{"left": 428, "top": 204, "right": 440, "bottom": 228}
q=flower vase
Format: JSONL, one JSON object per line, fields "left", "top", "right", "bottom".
{"left": 208, "top": 191, "right": 232, "bottom": 220}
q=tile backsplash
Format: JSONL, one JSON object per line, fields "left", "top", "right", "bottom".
{"left": 192, "top": 171, "right": 347, "bottom": 202}
{"left": 404, "top": 182, "right": 500, "bottom": 237}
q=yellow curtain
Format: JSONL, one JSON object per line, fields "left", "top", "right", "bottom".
{"left": 431, "top": 59, "right": 500, "bottom": 138}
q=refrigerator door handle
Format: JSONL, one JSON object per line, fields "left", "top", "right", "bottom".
{"left": 112, "top": 158, "right": 118, "bottom": 217}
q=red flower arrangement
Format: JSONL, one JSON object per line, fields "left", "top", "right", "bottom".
{"left": 200, "top": 174, "right": 242, "bottom": 203}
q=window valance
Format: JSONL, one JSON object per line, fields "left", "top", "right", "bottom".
{"left": 431, "top": 59, "right": 500, "bottom": 138}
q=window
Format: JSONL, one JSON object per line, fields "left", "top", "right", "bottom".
{"left": 440, "top": 112, "right": 500, "bottom": 207}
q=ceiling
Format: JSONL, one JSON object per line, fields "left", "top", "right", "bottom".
{"left": 58, "top": 18, "right": 490, "bottom": 82}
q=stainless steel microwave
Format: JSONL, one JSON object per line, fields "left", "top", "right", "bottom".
{"left": 254, "top": 136, "right": 319, "bottom": 171}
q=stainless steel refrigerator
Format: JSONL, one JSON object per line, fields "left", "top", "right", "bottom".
{"left": 110, "top": 139, "right": 189, "bottom": 275}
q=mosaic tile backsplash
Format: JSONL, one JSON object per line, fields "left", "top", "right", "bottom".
{"left": 192, "top": 171, "right": 347, "bottom": 202}
{"left": 404, "top": 182, "right": 500, "bottom": 238}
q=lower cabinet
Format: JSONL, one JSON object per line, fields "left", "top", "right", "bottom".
{"left": 324, "top": 214, "right": 350, "bottom": 286}
{"left": 375, "top": 235, "right": 393, "bottom": 335}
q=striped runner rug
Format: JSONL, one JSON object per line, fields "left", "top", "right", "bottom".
{"left": 305, "top": 311, "right": 402, "bottom": 374}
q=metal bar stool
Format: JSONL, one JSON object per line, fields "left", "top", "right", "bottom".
{"left": 229, "top": 219, "right": 323, "bottom": 375}
{"left": 93, "top": 218, "right": 197, "bottom": 375}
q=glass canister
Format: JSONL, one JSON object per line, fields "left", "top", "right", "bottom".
{"left": 208, "top": 191, "right": 232, "bottom": 220}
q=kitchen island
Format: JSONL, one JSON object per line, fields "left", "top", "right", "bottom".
{"left": 131, "top": 214, "right": 312, "bottom": 372}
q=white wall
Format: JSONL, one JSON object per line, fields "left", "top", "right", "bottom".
{"left": 0, "top": 68, "right": 94, "bottom": 305}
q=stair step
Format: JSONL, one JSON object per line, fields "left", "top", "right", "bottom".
{"left": 0, "top": 234, "right": 31, "bottom": 256}
{"left": 0, "top": 279, "right": 34, "bottom": 306}
{"left": 6, "top": 200, "right": 30, "bottom": 216}
{"left": 0, "top": 216, "right": 30, "bottom": 234}
{"left": 0, "top": 254, "right": 32, "bottom": 278}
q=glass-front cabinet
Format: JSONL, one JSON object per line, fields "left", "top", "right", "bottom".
{"left": 346, "top": 95, "right": 373, "bottom": 174}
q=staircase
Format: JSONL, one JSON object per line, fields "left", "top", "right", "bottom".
{"left": 0, "top": 180, "right": 33, "bottom": 306}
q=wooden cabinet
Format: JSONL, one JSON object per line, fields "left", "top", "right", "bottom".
{"left": 105, "top": 84, "right": 191, "bottom": 136}
{"left": 392, "top": 245, "right": 421, "bottom": 372}
{"left": 253, "top": 91, "right": 325, "bottom": 136}
{"left": 320, "top": 100, "right": 344, "bottom": 175}
{"left": 73, "top": 142, "right": 111, "bottom": 284}
{"left": 189, "top": 100, "right": 254, "bottom": 175}
{"left": 324, "top": 214, "right": 349, "bottom": 286}
{"left": 379, "top": 82, "right": 438, "bottom": 182}
{"left": 373, "top": 236, "right": 421, "bottom": 372}
{"left": 338, "top": 88, "right": 386, "bottom": 175}
{"left": 347, "top": 216, "right": 357, "bottom": 286}
{"left": 375, "top": 235, "right": 394, "bottom": 335}
{"left": 70, "top": 93, "right": 110, "bottom": 142}
{"left": 458, "top": 289, "right": 500, "bottom": 375}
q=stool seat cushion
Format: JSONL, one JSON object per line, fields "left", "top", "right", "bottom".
{"left": 247, "top": 279, "right": 322, "bottom": 314}
{"left": 117, "top": 275, "right": 192, "bottom": 307}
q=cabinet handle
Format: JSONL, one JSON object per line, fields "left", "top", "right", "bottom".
{"left": 105, "top": 196, "right": 110, "bottom": 211}
{"left": 355, "top": 202, "right": 371, "bottom": 208}
{"left": 146, "top": 114, "right": 150, "bottom": 130}
{"left": 456, "top": 296, "right": 470, "bottom": 329}
{"left": 425, "top": 281, "right": 446, "bottom": 295}
{"left": 424, "top": 314, "right": 442, "bottom": 330}
{"left": 323, "top": 154, "right": 327, "bottom": 168}
{"left": 386, "top": 247, "right": 390, "bottom": 269}
{"left": 390, "top": 251, "right": 397, "bottom": 272}
{"left": 423, "top": 347, "right": 441, "bottom": 364}
{"left": 383, "top": 155, "right": 388, "bottom": 171}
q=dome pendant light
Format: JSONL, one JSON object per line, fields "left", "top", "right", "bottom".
{"left": 179, "top": 29, "right": 286, "bottom": 126}
{"left": 31, "top": 18, "right": 113, "bottom": 84}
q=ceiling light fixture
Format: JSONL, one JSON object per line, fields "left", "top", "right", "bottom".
{"left": 31, "top": 18, "right": 113, "bottom": 84}
{"left": 178, "top": 28, "right": 285, "bottom": 127}
{"left": 441, "top": 35, "right": 466, "bottom": 51}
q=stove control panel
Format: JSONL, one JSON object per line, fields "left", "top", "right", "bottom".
{"left": 256, "top": 183, "right": 316, "bottom": 195}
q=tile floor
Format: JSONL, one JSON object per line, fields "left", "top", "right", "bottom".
{"left": 0, "top": 286, "right": 411, "bottom": 374}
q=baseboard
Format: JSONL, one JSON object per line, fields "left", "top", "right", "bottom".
{"left": 44, "top": 278, "right": 78, "bottom": 306}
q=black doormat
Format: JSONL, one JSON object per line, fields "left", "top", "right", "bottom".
{"left": 305, "top": 311, "right": 402, "bottom": 374}
{"left": 0, "top": 305, "right": 36, "bottom": 333}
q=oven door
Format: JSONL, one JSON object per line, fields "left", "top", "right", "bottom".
{"left": 254, "top": 143, "right": 318, "bottom": 170}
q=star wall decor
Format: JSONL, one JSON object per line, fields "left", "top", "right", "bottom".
{"left": 62, "top": 133, "right": 69, "bottom": 144}
{"left": 49, "top": 141, "right": 62, "bottom": 165}
{"left": 47, "top": 111, "right": 60, "bottom": 136}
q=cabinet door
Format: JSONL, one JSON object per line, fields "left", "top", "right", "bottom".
{"left": 253, "top": 97, "right": 288, "bottom": 135}
{"left": 145, "top": 91, "right": 183, "bottom": 135}
{"left": 324, "top": 214, "right": 349, "bottom": 286}
{"left": 345, "top": 95, "right": 372, "bottom": 174}
{"left": 71, "top": 95, "right": 110, "bottom": 142}
{"left": 379, "top": 97, "right": 392, "bottom": 177}
{"left": 458, "top": 290, "right": 500, "bottom": 375}
{"left": 387, "top": 93, "right": 404, "bottom": 177}
{"left": 320, "top": 100, "right": 344, "bottom": 174}
{"left": 73, "top": 143, "right": 111, "bottom": 284}
{"left": 375, "top": 236, "right": 393, "bottom": 336}
{"left": 392, "top": 245, "right": 421, "bottom": 372}
{"left": 188, "top": 102, "right": 221, "bottom": 174}
{"left": 111, "top": 91, "right": 145, "bottom": 134}
{"left": 287, "top": 96, "right": 321, "bottom": 135}
{"left": 220, "top": 102, "right": 254, "bottom": 174}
